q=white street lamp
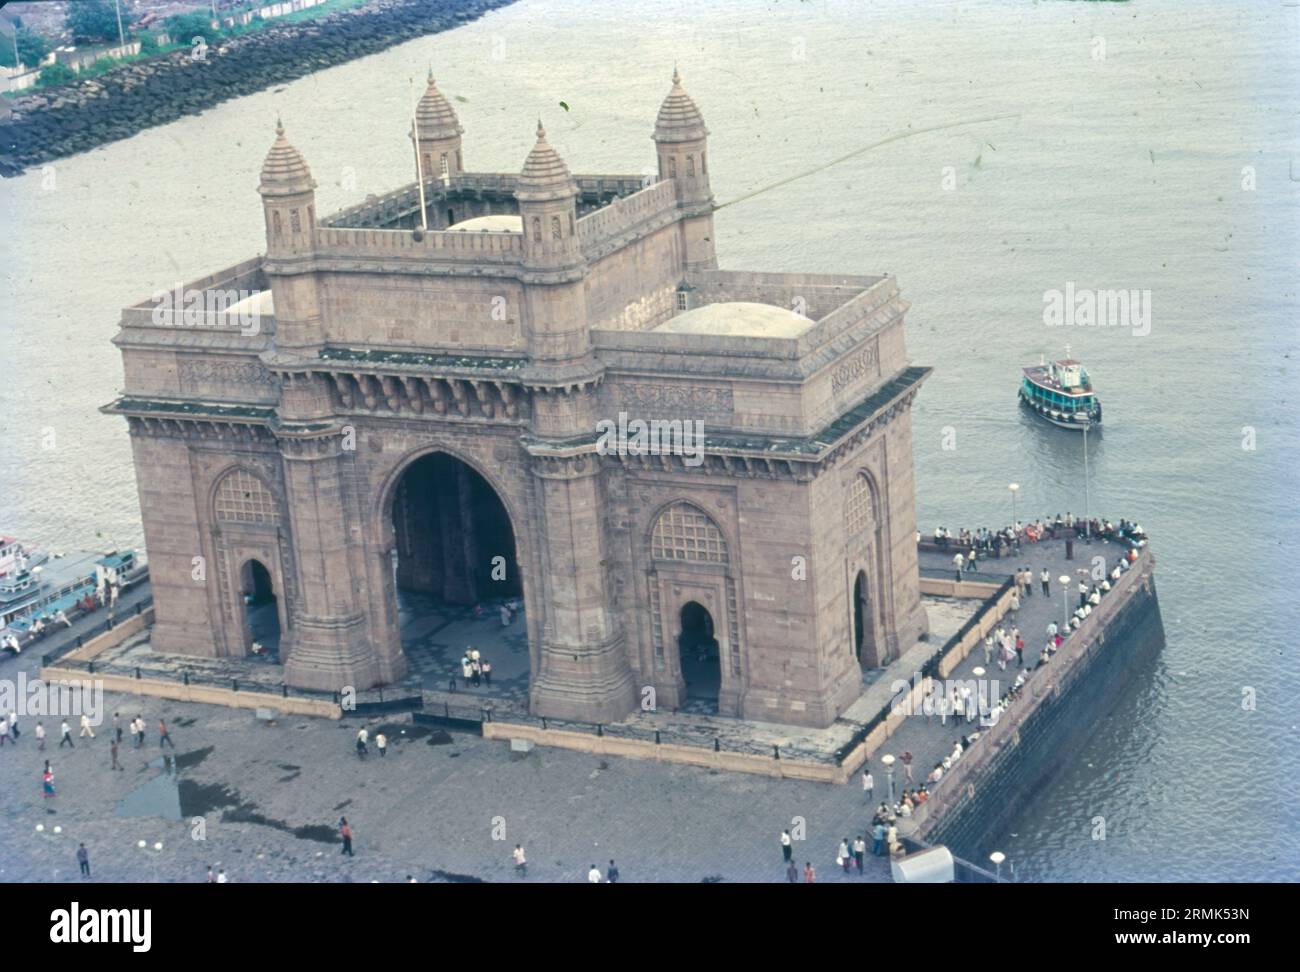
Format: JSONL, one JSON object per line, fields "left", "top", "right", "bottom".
{"left": 989, "top": 850, "right": 1006, "bottom": 880}
{"left": 1008, "top": 484, "right": 1020, "bottom": 550}
{"left": 1059, "top": 575, "right": 1071, "bottom": 629}
{"left": 1082, "top": 426, "right": 1091, "bottom": 541}
{"left": 880, "top": 753, "right": 896, "bottom": 803}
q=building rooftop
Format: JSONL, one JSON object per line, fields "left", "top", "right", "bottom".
{"left": 653, "top": 301, "right": 815, "bottom": 339}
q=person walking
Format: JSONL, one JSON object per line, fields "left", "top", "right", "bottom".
{"left": 158, "top": 719, "right": 175, "bottom": 749}
{"left": 983, "top": 634, "right": 994, "bottom": 666}
{"left": 785, "top": 859, "right": 799, "bottom": 883}
{"left": 110, "top": 738, "right": 122, "bottom": 771}
{"left": 375, "top": 732, "right": 388, "bottom": 758}
{"left": 1009, "top": 590, "right": 1020, "bottom": 618}
{"left": 780, "top": 829, "right": 793, "bottom": 862}
{"left": 42, "top": 764, "right": 55, "bottom": 798}
{"left": 216, "top": 868, "right": 227, "bottom": 884}
{"left": 902, "top": 750, "right": 914, "bottom": 783}
{"left": 206, "top": 866, "right": 216, "bottom": 883}
{"left": 76, "top": 844, "right": 90, "bottom": 878}
{"left": 1023, "top": 566, "right": 1033, "bottom": 597}
{"left": 0, "top": 715, "right": 8, "bottom": 746}
{"left": 606, "top": 860, "right": 620, "bottom": 884}
{"left": 853, "top": 835, "right": 866, "bottom": 874}
{"left": 355, "top": 728, "right": 368, "bottom": 759}
{"left": 512, "top": 844, "right": 527, "bottom": 877}
{"left": 8, "top": 710, "right": 18, "bottom": 741}
{"left": 59, "top": 720, "right": 74, "bottom": 748}
{"left": 837, "top": 838, "right": 851, "bottom": 873}
{"left": 871, "top": 821, "right": 886, "bottom": 856}
{"left": 952, "top": 550, "right": 965, "bottom": 582}
{"left": 1015, "top": 634, "right": 1025, "bottom": 667}
{"left": 862, "top": 769, "right": 874, "bottom": 802}
{"left": 339, "top": 817, "right": 354, "bottom": 857}
{"left": 79, "top": 714, "right": 95, "bottom": 739}
{"left": 35, "top": 721, "right": 45, "bottom": 751}
{"left": 803, "top": 862, "right": 816, "bottom": 883}
{"left": 113, "top": 712, "right": 123, "bottom": 744}
{"left": 133, "top": 716, "right": 146, "bottom": 748}
{"left": 587, "top": 864, "right": 602, "bottom": 884}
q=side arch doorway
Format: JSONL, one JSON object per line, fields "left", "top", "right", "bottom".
{"left": 853, "top": 569, "right": 875, "bottom": 664}
{"left": 240, "top": 559, "right": 281, "bottom": 657}
{"left": 677, "top": 600, "right": 721, "bottom": 706}
{"left": 387, "top": 451, "right": 527, "bottom": 700}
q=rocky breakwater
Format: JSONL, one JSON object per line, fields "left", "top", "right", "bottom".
{"left": 0, "top": 0, "right": 517, "bottom": 178}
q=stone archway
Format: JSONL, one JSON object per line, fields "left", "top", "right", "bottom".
{"left": 239, "top": 558, "right": 281, "bottom": 656}
{"left": 852, "top": 569, "right": 874, "bottom": 663}
{"left": 381, "top": 450, "right": 528, "bottom": 698}
{"left": 677, "top": 600, "right": 720, "bottom": 705}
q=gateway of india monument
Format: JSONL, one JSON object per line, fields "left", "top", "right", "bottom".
{"left": 105, "top": 71, "right": 931, "bottom": 729}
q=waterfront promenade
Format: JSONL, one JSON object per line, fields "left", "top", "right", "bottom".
{"left": 0, "top": 533, "right": 1143, "bottom": 882}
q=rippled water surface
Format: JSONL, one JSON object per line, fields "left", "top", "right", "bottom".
{"left": 2, "top": 0, "right": 1298, "bottom": 880}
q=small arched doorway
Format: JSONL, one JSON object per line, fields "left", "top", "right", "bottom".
{"left": 240, "top": 559, "right": 280, "bottom": 656}
{"left": 678, "top": 600, "right": 720, "bottom": 706}
{"left": 853, "top": 570, "right": 869, "bottom": 662}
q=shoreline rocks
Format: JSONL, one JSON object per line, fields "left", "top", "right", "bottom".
{"left": 0, "top": 0, "right": 516, "bottom": 177}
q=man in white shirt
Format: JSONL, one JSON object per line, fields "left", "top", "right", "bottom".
{"left": 587, "top": 864, "right": 603, "bottom": 883}
{"left": 953, "top": 551, "right": 965, "bottom": 581}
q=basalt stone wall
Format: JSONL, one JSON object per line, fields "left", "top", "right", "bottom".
{"left": 923, "top": 580, "right": 1166, "bottom": 861}
{"left": 0, "top": 0, "right": 517, "bottom": 178}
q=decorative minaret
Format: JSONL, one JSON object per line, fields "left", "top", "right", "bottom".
{"left": 516, "top": 120, "right": 636, "bottom": 723}
{"left": 652, "top": 68, "right": 716, "bottom": 271}
{"left": 413, "top": 71, "right": 464, "bottom": 186}
{"left": 258, "top": 119, "right": 321, "bottom": 351}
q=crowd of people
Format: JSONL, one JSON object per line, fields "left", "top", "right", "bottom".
{"left": 928, "top": 515, "right": 1147, "bottom": 559}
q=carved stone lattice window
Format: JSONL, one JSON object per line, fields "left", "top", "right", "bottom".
{"left": 551, "top": 215, "right": 562, "bottom": 240}
{"left": 846, "top": 474, "right": 875, "bottom": 536}
{"left": 686, "top": 155, "right": 695, "bottom": 177}
{"left": 215, "top": 469, "right": 280, "bottom": 525}
{"left": 290, "top": 209, "right": 301, "bottom": 233}
{"left": 531, "top": 217, "right": 541, "bottom": 242}
{"left": 651, "top": 503, "right": 727, "bottom": 563}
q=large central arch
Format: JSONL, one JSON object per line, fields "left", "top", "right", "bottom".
{"left": 376, "top": 448, "right": 530, "bottom": 698}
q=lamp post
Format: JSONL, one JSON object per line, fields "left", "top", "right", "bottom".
{"left": 880, "top": 753, "right": 896, "bottom": 803}
{"left": 1008, "top": 483, "right": 1020, "bottom": 550}
{"left": 989, "top": 851, "right": 1006, "bottom": 881}
{"left": 1059, "top": 575, "right": 1071, "bottom": 630}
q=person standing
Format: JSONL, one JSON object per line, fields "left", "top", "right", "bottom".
{"left": 113, "top": 712, "right": 122, "bottom": 744}
{"left": 79, "top": 714, "right": 95, "bottom": 739}
{"left": 862, "top": 769, "right": 874, "bottom": 802}
{"left": 587, "top": 864, "right": 602, "bottom": 884}
{"left": 339, "top": 817, "right": 354, "bottom": 857}
{"left": 110, "top": 737, "right": 122, "bottom": 771}
{"left": 872, "top": 821, "right": 886, "bottom": 856}
{"left": 1041, "top": 568, "right": 1051, "bottom": 596}
{"left": 780, "top": 829, "right": 793, "bottom": 862}
{"left": 902, "top": 751, "right": 914, "bottom": 782}
{"left": 375, "top": 732, "right": 387, "bottom": 758}
{"left": 206, "top": 866, "right": 216, "bottom": 883}
{"left": 803, "top": 862, "right": 816, "bottom": 883}
{"left": 216, "top": 869, "right": 227, "bottom": 884}
{"left": 8, "top": 710, "right": 18, "bottom": 740}
{"left": 35, "top": 721, "right": 45, "bottom": 751}
{"left": 838, "top": 838, "right": 851, "bottom": 873}
{"left": 76, "top": 844, "right": 90, "bottom": 878}
{"left": 512, "top": 844, "right": 527, "bottom": 877}
{"left": 60, "top": 720, "right": 74, "bottom": 748}
{"left": 42, "top": 764, "right": 55, "bottom": 798}
{"left": 355, "top": 728, "right": 368, "bottom": 759}
{"left": 853, "top": 835, "right": 866, "bottom": 874}
{"left": 1009, "top": 590, "right": 1020, "bottom": 618}
{"left": 606, "top": 860, "right": 620, "bottom": 884}
{"left": 1015, "top": 634, "right": 1025, "bottom": 668}
{"left": 983, "top": 634, "right": 994, "bottom": 666}
{"left": 952, "top": 550, "right": 965, "bottom": 582}
{"left": 158, "top": 719, "right": 175, "bottom": 749}
{"left": 785, "top": 859, "right": 799, "bottom": 883}
{"left": 0, "top": 715, "right": 7, "bottom": 746}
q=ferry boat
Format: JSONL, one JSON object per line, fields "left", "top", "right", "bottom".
{"left": 1, "top": 536, "right": 144, "bottom": 647}
{"left": 1019, "top": 349, "right": 1102, "bottom": 431}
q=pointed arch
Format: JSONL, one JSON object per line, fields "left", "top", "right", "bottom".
{"left": 650, "top": 501, "right": 728, "bottom": 564}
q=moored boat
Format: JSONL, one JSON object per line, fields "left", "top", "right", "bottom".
{"left": 1019, "top": 349, "right": 1101, "bottom": 430}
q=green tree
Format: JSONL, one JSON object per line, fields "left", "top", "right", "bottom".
{"left": 0, "top": 29, "right": 51, "bottom": 69}
{"left": 165, "top": 12, "right": 217, "bottom": 44}
{"left": 66, "top": 0, "right": 122, "bottom": 45}
{"left": 37, "top": 62, "right": 77, "bottom": 88}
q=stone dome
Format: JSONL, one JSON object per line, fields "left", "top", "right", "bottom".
{"left": 415, "top": 72, "right": 464, "bottom": 140}
{"left": 516, "top": 121, "right": 576, "bottom": 202}
{"left": 259, "top": 119, "right": 316, "bottom": 197}
{"left": 653, "top": 68, "right": 708, "bottom": 143}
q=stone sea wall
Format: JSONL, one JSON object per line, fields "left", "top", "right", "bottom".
{"left": 0, "top": 0, "right": 517, "bottom": 178}
{"left": 920, "top": 578, "right": 1166, "bottom": 861}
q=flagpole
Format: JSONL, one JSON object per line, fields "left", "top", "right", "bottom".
{"left": 411, "top": 79, "right": 428, "bottom": 231}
